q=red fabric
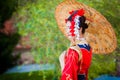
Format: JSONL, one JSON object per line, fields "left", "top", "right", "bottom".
{"left": 78, "top": 48, "right": 92, "bottom": 80}
{"left": 61, "top": 48, "right": 92, "bottom": 80}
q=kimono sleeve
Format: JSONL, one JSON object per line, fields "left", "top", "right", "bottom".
{"left": 61, "top": 48, "right": 79, "bottom": 80}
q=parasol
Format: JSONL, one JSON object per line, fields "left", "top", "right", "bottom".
{"left": 55, "top": 0, "right": 117, "bottom": 54}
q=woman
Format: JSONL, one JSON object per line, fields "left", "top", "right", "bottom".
{"left": 59, "top": 9, "right": 92, "bottom": 80}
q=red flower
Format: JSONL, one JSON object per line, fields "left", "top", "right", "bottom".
{"left": 69, "top": 10, "right": 74, "bottom": 14}
{"left": 77, "top": 9, "right": 85, "bottom": 16}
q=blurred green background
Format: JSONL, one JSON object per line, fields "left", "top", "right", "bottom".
{"left": 0, "top": 0, "right": 120, "bottom": 80}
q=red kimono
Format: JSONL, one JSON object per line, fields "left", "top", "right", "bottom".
{"left": 61, "top": 43, "right": 92, "bottom": 80}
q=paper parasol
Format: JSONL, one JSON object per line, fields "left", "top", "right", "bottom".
{"left": 55, "top": 0, "right": 117, "bottom": 54}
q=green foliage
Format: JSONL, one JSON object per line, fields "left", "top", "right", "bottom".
{"left": 15, "top": 0, "right": 68, "bottom": 64}
{"left": 88, "top": 53, "right": 116, "bottom": 80}
{"left": 14, "top": 0, "right": 66, "bottom": 79}
{"left": 0, "top": 70, "right": 55, "bottom": 80}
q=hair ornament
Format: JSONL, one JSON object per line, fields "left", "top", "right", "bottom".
{"left": 65, "top": 9, "right": 85, "bottom": 40}
{"left": 69, "top": 11, "right": 74, "bottom": 14}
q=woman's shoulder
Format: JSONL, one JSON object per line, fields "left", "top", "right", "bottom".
{"left": 68, "top": 45, "right": 82, "bottom": 61}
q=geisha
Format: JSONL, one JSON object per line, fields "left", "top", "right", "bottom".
{"left": 59, "top": 9, "right": 92, "bottom": 80}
